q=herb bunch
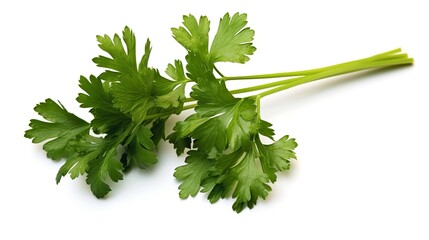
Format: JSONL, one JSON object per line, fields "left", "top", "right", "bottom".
{"left": 25, "top": 13, "right": 413, "bottom": 212}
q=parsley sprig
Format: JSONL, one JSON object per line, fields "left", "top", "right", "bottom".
{"left": 25, "top": 13, "right": 413, "bottom": 212}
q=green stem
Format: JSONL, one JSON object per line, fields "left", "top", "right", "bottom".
{"left": 184, "top": 97, "right": 195, "bottom": 103}
{"left": 221, "top": 48, "right": 403, "bottom": 81}
{"left": 255, "top": 95, "right": 261, "bottom": 120}
{"left": 231, "top": 54, "right": 411, "bottom": 95}
{"left": 258, "top": 58, "right": 413, "bottom": 98}
{"left": 183, "top": 103, "right": 198, "bottom": 110}
{"left": 214, "top": 65, "right": 225, "bottom": 78}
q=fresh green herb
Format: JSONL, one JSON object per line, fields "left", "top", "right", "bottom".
{"left": 25, "top": 12, "right": 413, "bottom": 212}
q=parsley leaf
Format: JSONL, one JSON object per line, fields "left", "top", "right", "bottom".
{"left": 175, "top": 136, "right": 297, "bottom": 213}
{"left": 257, "top": 135, "right": 297, "bottom": 183}
{"left": 77, "top": 75, "right": 130, "bottom": 134}
{"left": 172, "top": 15, "right": 210, "bottom": 57}
{"left": 166, "top": 60, "right": 187, "bottom": 82}
{"left": 174, "top": 151, "right": 215, "bottom": 198}
{"left": 86, "top": 147, "right": 124, "bottom": 198}
{"left": 210, "top": 13, "right": 256, "bottom": 63}
{"left": 55, "top": 139, "right": 99, "bottom": 183}
{"left": 93, "top": 26, "right": 139, "bottom": 82}
{"left": 172, "top": 13, "right": 255, "bottom": 65}
{"left": 217, "top": 147, "right": 271, "bottom": 213}
{"left": 109, "top": 68, "right": 155, "bottom": 123}
{"left": 25, "top": 99, "right": 90, "bottom": 160}
{"left": 125, "top": 125, "right": 157, "bottom": 169}
{"left": 153, "top": 62, "right": 186, "bottom": 111}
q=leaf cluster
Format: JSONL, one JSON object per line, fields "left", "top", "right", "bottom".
{"left": 25, "top": 13, "right": 297, "bottom": 212}
{"left": 169, "top": 13, "right": 296, "bottom": 212}
{"left": 25, "top": 27, "right": 186, "bottom": 198}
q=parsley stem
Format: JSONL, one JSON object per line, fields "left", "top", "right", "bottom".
{"left": 214, "top": 65, "right": 225, "bottom": 77}
{"left": 230, "top": 51, "right": 411, "bottom": 95}
{"left": 221, "top": 48, "right": 403, "bottom": 81}
{"left": 255, "top": 95, "right": 261, "bottom": 121}
{"left": 183, "top": 103, "right": 198, "bottom": 110}
{"left": 184, "top": 97, "right": 195, "bottom": 102}
{"left": 257, "top": 57, "right": 413, "bottom": 99}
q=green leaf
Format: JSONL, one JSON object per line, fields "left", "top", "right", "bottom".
{"left": 201, "top": 147, "right": 271, "bottom": 213}
{"left": 152, "top": 60, "right": 188, "bottom": 111}
{"left": 174, "top": 151, "right": 215, "bottom": 198}
{"left": 210, "top": 13, "right": 256, "bottom": 63}
{"left": 24, "top": 99, "right": 90, "bottom": 160}
{"left": 191, "top": 79, "right": 236, "bottom": 117}
{"left": 77, "top": 75, "right": 130, "bottom": 134}
{"left": 257, "top": 135, "right": 297, "bottom": 183}
{"left": 77, "top": 75, "right": 113, "bottom": 109}
{"left": 92, "top": 27, "right": 157, "bottom": 123}
{"left": 166, "top": 60, "right": 187, "bottom": 82}
{"left": 230, "top": 149, "right": 271, "bottom": 213}
{"left": 172, "top": 15, "right": 210, "bottom": 57}
{"left": 93, "top": 26, "right": 138, "bottom": 81}
{"left": 110, "top": 68, "right": 155, "bottom": 123}
{"left": 173, "top": 13, "right": 255, "bottom": 65}
{"left": 171, "top": 114, "right": 211, "bottom": 139}
{"left": 167, "top": 130, "right": 192, "bottom": 155}
{"left": 139, "top": 39, "right": 152, "bottom": 71}
{"left": 150, "top": 118, "right": 167, "bottom": 146}
{"left": 86, "top": 147, "right": 124, "bottom": 198}
{"left": 223, "top": 98, "right": 258, "bottom": 151}
{"left": 126, "top": 125, "right": 157, "bottom": 169}
{"left": 55, "top": 135, "right": 127, "bottom": 198}
{"left": 127, "top": 139, "right": 157, "bottom": 169}
{"left": 155, "top": 83, "right": 185, "bottom": 110}
{"left": 184, "top": 51, "right": 216, "bottom": 82}
{"left": 177, "top": 98, "right": 258, "bottom": 154}
{"left": 89, "top": 108, "right": 131, "bottom": 135}
{"left": 202, "top": 150, "right": 244, "bottom": 203}
{"left": 257, "top": 120, "right": 275, "bottom": 140}
{"left": 167, "top": 111, "right": 208, "bottom": 156}
{"left": 56, "top": 146, "right": 100, "bottom": 184}
{"left": 191, "top": 118, "right": 228, "bottom": 153}
{"left": 152, "top": 75, "right": 178, "bottom": 96}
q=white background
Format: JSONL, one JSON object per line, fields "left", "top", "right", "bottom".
{"left": 1, "top": 0, "right": 428, "bottom": 239}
